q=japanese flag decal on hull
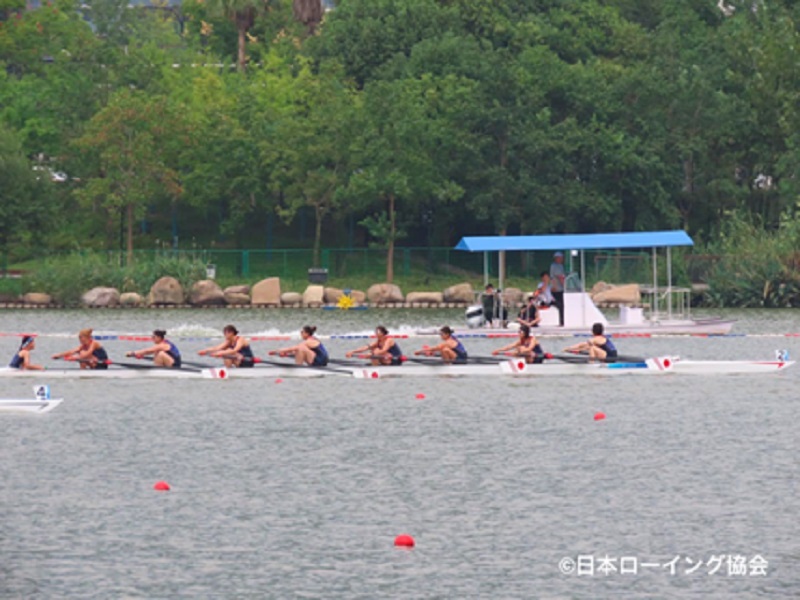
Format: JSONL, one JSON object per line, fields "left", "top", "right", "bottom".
{"left": 647, "top": 357, "right": 675, "bottom": 371}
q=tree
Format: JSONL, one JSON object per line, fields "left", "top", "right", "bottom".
{"left": 0, "top": 125, "right": 48, "bottom": 270}
{"left": 292, "top": 0, "right": 323, "bottom": 35}
{"left": 205, "top": 0, "right": 276, "bottom": 72}
{"left": 272, "top": 65, "right": 357, "bottom": 266}
{"left": 73, "top": 90, "right": 185, "bottom": 264}
{"left": 343, "top": 77, "right": 462, "bottom": 282}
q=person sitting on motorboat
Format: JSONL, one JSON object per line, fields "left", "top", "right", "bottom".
{"left": 534, "top": 271, "right": 555, "bottom": 307}
{"left": 491, "top": 324, "right": 544, "bottom": 364}
{"left": 563, "top": 323, "right": 618, "bottom": 361}
{"left": 517, "top": 294, "right": 541, "bottom": 328}
{"left": 414, "top": 326, "right": 468, "bottom": 364}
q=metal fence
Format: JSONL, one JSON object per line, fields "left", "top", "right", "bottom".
{"left": 7, "top": 247, "right": 718, "bottom": 285}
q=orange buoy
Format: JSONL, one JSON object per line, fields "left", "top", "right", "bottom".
{"left": 153, "top": 481, "right": 171, "bottom": 491}
{"left": 415, "top": 393, "right": 426, "bottom": 400}
{"left": 394, "top": 534, "right": 415, "bottom": 548}
{"left": 594, "top": 412, "right": 606, "bottom": 421}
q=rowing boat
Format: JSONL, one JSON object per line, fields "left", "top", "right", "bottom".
{"left": 0, "top": 367, "right": 225, "bottom": 379}
{"left": 0, "top": 398, "right": 63, "bottom": 413}
{"left": 0, "top": 358, "right": 791, "bottom": 380}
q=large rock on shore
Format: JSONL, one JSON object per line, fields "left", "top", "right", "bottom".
{"left": 591, "top": 280, "right": 612, "bottom": 295}
{"left": 350, "top": 290, "right": 366, "bottom": 304}
{"left": 23, "top": 292, "right": 52, "bottom": 305}
{"left": 251, "top": 277, "right": 281, "bottom": 306}
{"left": 148, "top": 276, "right": 184, "bottom": 305}
{"left": 367, "top": 283, "right": 404, "bottom": 304}
{"left": 189, "top": 280, "right": 225, "bottom": 306}
{"left": 223, "top": 285, "right": 250, "bottom": 305}
{"left": 502, "top": 287, "right": 523, "bottom": 305}
{"left": 303, "top": 285, "right": 325, "bottom": 307}
{"left": 120, "top": 292, "right": 143, "bottom": 307}
{"left": 406, "top": 291, "right": 444, "bottom": 304}
{"left": 443, "top": 282, "right": 474, "bottom": 303}
{"left": 82, "top": 287, "right": 120, "bottom": 308}
{"left": 281, "top": 292, "right": 302, "bottom": 305}
{"left": 324, "top": 287, "right": 344, "bottom": 303}
{"left": 593, "top": 283, "right": 641, "bottom": 304}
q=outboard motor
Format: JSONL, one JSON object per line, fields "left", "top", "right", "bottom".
{"left": 465, "top": 305, "right": 485, "bottom": 329}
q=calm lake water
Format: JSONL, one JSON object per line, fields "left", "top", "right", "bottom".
{"left": 1, "top": 308, "right": 799, "bottom": 599}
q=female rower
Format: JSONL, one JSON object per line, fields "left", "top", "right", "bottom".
{"left": 414, "top": 326, "right": 468, "bottom": 364}
{"left": 198, "top": 325, "right": 255, "bottom": 368}
{"left": 491, "top": 324, "right": 544, "bottom": 364}
{"left": 126, "top": 329, "right": 182, "bottom": 368}
{"left": 563, "top": 322, "right": 618, "bottom": 361}
{"left": 269, "top": 325, "right": 328, "bottom": 366}
{"left": 346, "top": 325, "right": 403, "bottom": 366}
{"left": 52, "top": 329, "right": 109, "bottom": 370}
{"left": 9, "top": 336, "right": 44, "bottom": 370}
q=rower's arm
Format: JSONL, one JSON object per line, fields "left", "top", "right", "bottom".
{"left": 198, "top": 341, "right": 226, "bottom": 355}
{"left": 52, "top": 345, "right": 80, "bottom": 359}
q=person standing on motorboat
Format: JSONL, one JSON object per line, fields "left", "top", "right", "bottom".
{"left": 550, "top": 252, "right": 566, "bottom": 326}
{"left": 481, "top": 284, "right": 508, "bottom": 328}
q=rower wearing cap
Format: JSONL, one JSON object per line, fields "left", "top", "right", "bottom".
{"left": 198, "top": 325, "right": 255, "bottom": 368}
{"left": 126, "top": 330, "right": 182, "bottom": 368}
{"left": 269, "top": 325, "right": 328, "bottom": 366}
{"left": 492, "top": 324, "right": 544, "bottom": 363}
{"left": 9, "top": 336, "right": 44, "bottom": 370}
{"left": 52, "top": 329, "right": 109, "bottom": 369}
{"left": 563, "top": 322, "right": 618, "bottom": 361}
{"left": 414, "top": 326, "right": 468, "bottom": 364}
{"left": 346, "top": 325, "right": 403, "bottom": 365}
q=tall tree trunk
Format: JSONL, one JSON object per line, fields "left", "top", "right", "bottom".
{"left": 386, "top": 193, "right": 395, "bottom": 283}
{"left": 292, "top": 0, "right": 323, "bottom": 35}
{"left": 126, "top": 203, "right": 134, "bottom": 266}
{"left": 237, "top": 23, "right": 247, "bottom": 72}
{"left": 313, "top": 203, "right": 323, "bottom": 268}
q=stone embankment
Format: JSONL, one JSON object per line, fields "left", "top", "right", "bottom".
{"left": 2, "top": 279, "right": 682, "bottom": 309}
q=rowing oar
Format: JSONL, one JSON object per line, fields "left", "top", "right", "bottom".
{"left": 254, "top": 356, "right": 354, "bottom": 375}
{"left": 558, "top": 351, "right": 646, "bottom": 364}
{"left": 135, "top": 355, "right": 216, "bottom": 370}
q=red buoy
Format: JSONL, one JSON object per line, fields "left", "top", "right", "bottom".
{"left": 415, "top": 393, "right": 426, "bottom": 400}
{"left": 594, "top": 412, "right": 606, "bottom": 421}
{"left": 394, "top": 534, "right": 415, "bottom": 548}
{"left": 275, "top": 378, "right": 283, "bottom": 384}
{"left": 153, "top": 481, "right": 171, "bottom": 491}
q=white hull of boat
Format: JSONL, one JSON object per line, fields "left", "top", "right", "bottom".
{"left": 670, "top": 359, "right": 794, "bottom": 374}
{"left": 0, "top": 367, "right": 221, "bottom": 379}
{"left": 0, "top": 359, "right": 790, "bottom": 380}
{"left": 0, "top": 399, "right": 63, "bottom": 413}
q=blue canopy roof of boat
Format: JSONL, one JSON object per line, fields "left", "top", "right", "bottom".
{"left": 454, "top": 230, "right": 693, "bottom": 252}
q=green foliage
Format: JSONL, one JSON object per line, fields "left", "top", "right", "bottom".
{"left": 26, "top": 251, "right": 207, "bottom": 305}
{"left": 701, "top": 216, "right": 800, "bottom": 308}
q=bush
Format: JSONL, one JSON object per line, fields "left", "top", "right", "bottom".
{"left": 700, "top": 216, "right": 800, "bottom": 307}
{"left": 26, "top": 251, "right": 207, "bottom": 305}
